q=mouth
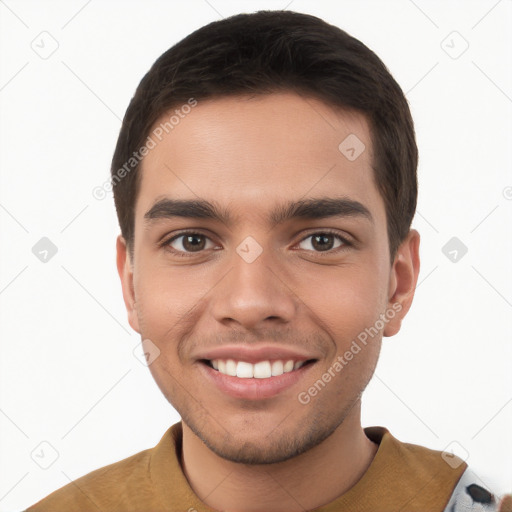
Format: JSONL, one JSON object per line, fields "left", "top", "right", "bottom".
{"left": 197, "top": 357, "right": 318, "bottom": 400}
{"left": 200, "top": 358, "right": 317, "bottom": 378}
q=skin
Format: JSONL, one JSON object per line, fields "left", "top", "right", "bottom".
{"left": 117, "top": 92, "right": 420, "bottom": 511}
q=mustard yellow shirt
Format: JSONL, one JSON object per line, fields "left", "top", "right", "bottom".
{"left": 23, "top": 422, "right": 485, "bottom": 511}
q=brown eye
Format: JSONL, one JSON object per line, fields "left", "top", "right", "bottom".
{"left": 165, "top": 232, "right": 215, "bottom": 254}
{"left": 297, "top": 232, "right": 348, "bottom": 253}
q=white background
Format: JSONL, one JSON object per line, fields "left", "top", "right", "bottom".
{"left": 0, "top": 0, "right": 511, "bottom": 510}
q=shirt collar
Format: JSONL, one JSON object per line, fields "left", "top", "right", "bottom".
{"left": 149, "top": 422, "right": 467, "bottom": 511}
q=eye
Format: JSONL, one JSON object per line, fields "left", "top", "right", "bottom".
{"left": 160, "top": 229, "right": 352, "bottom": 257}
{"left": 162, "top": 231, "right": 217, "bottom": 256}
{"left": 296, "top": 230, "right": 351, "bottom": 253}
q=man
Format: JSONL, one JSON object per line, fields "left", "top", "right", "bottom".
{"left": 24, "top": 10, "right": 511, "bottom": 512}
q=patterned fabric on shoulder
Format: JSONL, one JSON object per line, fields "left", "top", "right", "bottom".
{"left": 443, "top": 467, "right": 512, "bottom": 512}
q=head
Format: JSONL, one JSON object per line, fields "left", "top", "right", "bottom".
{"left": 114, "top": 10, "right": 420, "bottom": 464}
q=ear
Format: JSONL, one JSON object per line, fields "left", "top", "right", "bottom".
{"left": 383, "top": 229, "right": 420, "bottom": 337}
{"left": 116, "top": 235, "right": 140, "bottom": 334}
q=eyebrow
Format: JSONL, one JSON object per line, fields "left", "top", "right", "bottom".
{"left": 144, "top": 196, "right": 373, "bottom": 228}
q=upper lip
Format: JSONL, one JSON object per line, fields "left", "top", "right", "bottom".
{"left": 194, "top": 344, "right": 320, "bottom": 364}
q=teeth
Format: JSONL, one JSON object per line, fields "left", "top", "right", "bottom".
{"left": 236, "top": 361, "right": 253, "bottom": 378}
{"left": 226, "top": 359, "right": 237, "bottom": 377}
{"left": 254, "top": 361, "right": 271, "bottom": 379}
{"left": 284, "top": 360, "right": 294, "bottom": 372}
{"left": 209, "top": 358, "right": 309, "bottom": 378}
{"left": 271, "top": 360, "right": 283, "bottom": 376}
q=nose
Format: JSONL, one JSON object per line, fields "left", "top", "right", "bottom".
{"left": 210, "top": 243, "right": 297, "bottom": 330}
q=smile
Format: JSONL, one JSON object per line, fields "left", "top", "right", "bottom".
{"left": 198, "top": 358, "right": 317, "bottom": 400}
{"left": 204, "top": 358, "right": 313, "bottom": 378}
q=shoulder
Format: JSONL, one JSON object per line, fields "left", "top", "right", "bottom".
{"left": 380, "top": 430, "right": 511, "bottom": 511}
{"left": 365, "top": 426, "right": 467, "bottom": 481}
{"left": 22, "top": 424, "right": 182, "bottom": 512}
{"left": 366, "top": 428, "right": 511, "bottom": 511}
{"left": 362, "top": 426, "right": 468, "bottom": 509}
{"left": 24, "top": 446, "right": 156, "bottom": 511}
{"left": 443, "top": 466, "right": 512, "bottom": 512}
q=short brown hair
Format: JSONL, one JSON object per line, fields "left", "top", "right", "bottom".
{"left": 111, "top": 10, "right": 418, "bottom": 261}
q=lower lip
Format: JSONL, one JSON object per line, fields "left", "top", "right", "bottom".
{"left": 198, "top": 361, "right": 316, "bottom": 400}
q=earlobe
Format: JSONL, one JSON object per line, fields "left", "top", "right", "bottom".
{"left": 383, "top": 229, "right": 420, "bottom": 337}
{"left": 116, "top": 235, "right": 140, "bottom": 334}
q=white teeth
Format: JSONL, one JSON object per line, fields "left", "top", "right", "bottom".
{"left": 253, "top": 361, "right": 272, "bottom": 379}
{"left": 209, "top": 358, "right": 310, "bottom": 378}
{"left": 271, "top": 360, "right": 283, "bottom": 376}
{"left": 284, "top": 360, "right": 294, "bottom": 372}
{"left": 225, "top": 359, "right": 237, "bottom": 377}
{"left": 236, "top": 361, "right": 253, "bottom": 378}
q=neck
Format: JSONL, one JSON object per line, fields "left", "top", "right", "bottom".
{"left": 180, "top": 402, "right": 379, "bottom": 512}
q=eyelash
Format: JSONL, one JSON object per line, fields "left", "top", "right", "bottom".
{"left": 159, "top": 229, "right": 353, "bottom": 258}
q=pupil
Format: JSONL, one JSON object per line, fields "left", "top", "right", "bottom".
{"left": 313, "top": 234, "right": 333, "bottom": 251}
{"left": 184, "top": 235, "right": 205, "bottom": 251}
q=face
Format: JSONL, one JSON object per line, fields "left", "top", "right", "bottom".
{"left": 117, "top": 92, "right": 419, "bottom": 464}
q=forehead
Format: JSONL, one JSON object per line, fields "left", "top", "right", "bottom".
{"left": 136, "top": 92, "right": 383, "bottom": 224}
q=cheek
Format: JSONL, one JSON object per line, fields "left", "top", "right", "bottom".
{"left": 299, "top": 263, "right": 388, "bottom": 345}
{"left": 134, "top": 263, "right": 203, "bottom": 334}
{"left": 133, "top": 267, "right": 200, "bottom": 404}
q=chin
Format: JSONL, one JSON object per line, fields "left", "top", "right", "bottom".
{"left": 202, "top": 434, "right": 312, "bottom": 465}
{"left": 185, "top": 412, "right": 343, "bottom": 465}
